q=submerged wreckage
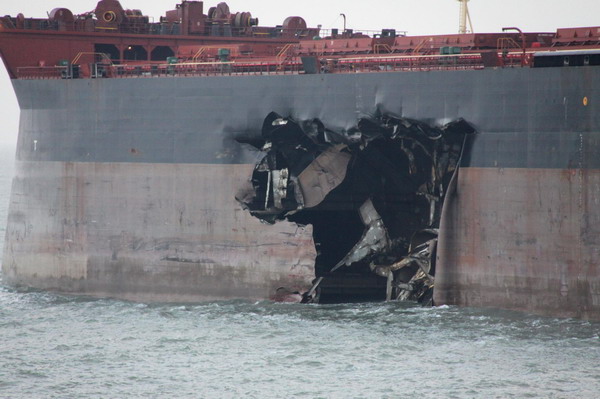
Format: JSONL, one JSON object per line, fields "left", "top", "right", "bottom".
{"left": 1, "top": 0, "right": 600, "bottom": 319}
{"left": 239, "top": 112, "right": 474, "bottom": 304}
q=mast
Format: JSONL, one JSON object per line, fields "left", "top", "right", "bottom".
{"left": 457, "top": 0, "right": 473, "bottom": 34}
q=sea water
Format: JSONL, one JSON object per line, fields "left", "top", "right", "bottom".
{"left": 0, "top": 143, "right": 599, "bottom": 399}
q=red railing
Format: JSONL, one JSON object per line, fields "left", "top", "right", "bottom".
{"left": 16, "top": 66, "right": 67, "bottom": 79}
{"left": 322, "top": 54, "right": 486, "bottom": 73}
{"left": 109, "top": 61, "right": 303, "bottom": 78}
{"left": 15, "top": 52, "right": 531, "bottom": 80}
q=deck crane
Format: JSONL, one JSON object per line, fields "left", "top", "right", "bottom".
{"left": 457, "top": 0, "right": 474, "bottom": 34}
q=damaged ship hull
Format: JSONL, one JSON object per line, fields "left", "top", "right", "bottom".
{"left": 3, "top": 66, "right": 600, "bottom": 318}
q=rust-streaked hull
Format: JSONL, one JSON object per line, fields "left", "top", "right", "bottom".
{"left": 437, "top": 167, "right": 600, "bottom": 319}
{"left": 2, "top": 161, "right": 315, "bottom": 301}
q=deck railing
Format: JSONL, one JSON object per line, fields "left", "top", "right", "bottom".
{"left": 16, "top": 66, "right": 68, "bottom": 79}
{"left": 322, "top": 54, "right": 485, "bottom": 73}
{"left": 110, "top": 61, "right": 303, "bottom": 77}
{"left": 15, "top": 52, "right": 528, "bottom": 80}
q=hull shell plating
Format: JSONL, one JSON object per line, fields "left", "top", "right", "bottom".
{"left": 3, "top": 67, "right": 600, "bottom": 318}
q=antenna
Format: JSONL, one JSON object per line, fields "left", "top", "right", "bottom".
{"left": 457, "top": 0, "right": 474, "bottom": 34}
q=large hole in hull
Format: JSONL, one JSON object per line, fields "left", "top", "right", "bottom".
{"left": 237, "top": 112, "right": 475, "bottom": 304}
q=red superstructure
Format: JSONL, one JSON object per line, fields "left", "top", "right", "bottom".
{"left": 2, "top": 0, "right": 600, "bottom": 80}
{"left": 0, "top": 0, "right": 318, "bottom": 78}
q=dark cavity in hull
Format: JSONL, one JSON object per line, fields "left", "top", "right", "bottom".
{"left": 238, "top": 111, "right": 475, "bottom": 303}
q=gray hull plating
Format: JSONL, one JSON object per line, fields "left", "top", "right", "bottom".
{"left": 13, "top": 68, "right": 599, "bottom": 167}
{"left": 3, "top": 66, "right": 600, "bottom": 317}
{"left": 3, "top": 161, "right": 315, "bottom": 301}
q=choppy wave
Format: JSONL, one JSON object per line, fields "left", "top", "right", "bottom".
{"left": 0, "top": 288, "right": 599, "bottom": 399}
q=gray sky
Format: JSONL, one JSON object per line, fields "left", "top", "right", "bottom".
{"left": 1, "top": 0, "right": 600, "bottom": 146}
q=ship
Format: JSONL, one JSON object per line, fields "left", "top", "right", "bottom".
{"left": 1, "top": 0, "right": 599, "bottom": 319}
